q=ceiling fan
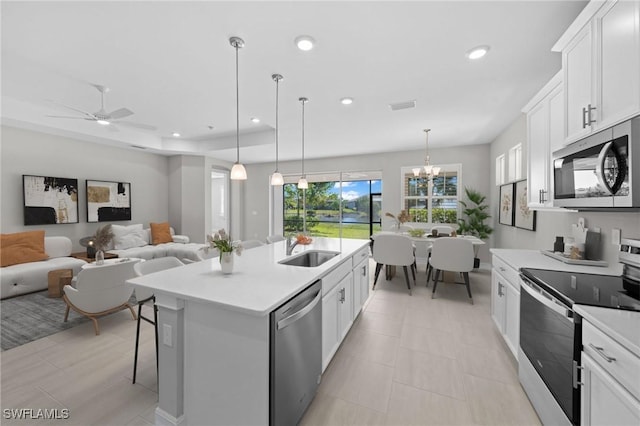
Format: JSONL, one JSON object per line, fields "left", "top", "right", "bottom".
{"left": 47, "top": 84, "right": 156, "bottom": 130}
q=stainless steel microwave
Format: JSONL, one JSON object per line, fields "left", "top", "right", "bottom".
{"left": 552, "top": 116, "right": 639, "bottom": 210}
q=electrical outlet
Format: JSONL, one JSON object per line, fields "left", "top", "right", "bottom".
{"left": 612, "top": 228, "right": 621, "bottom": 245}
{"left": 163, "top": 324, "right": 173, "bottom": 347}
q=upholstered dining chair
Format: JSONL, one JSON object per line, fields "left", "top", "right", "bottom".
{"left": 241, "top": 239, "right": 265, "bottom": 250}
{"left": 428, "top": 237, "right": 475, "bottom": 304}
{"left": 62, "top": 258, "right": 141, "bottom": 335}
{"left": 372, "top": 233, "right": 416, "bottom": 295}
{"left": 266, "top": 234, "right": 285, "bottom": 244}
{"left": 132, "top": 256, "right": 184, "bottom": 384}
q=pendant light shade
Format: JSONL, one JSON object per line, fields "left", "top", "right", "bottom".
{"left": 270, "top": 74, "right": 284, "bottom": 186}
{"left": 230, "top": 36, "right": 247, "bottom": 180}
{"left": 298, "top": 97, "right": 309, "bottom": 189}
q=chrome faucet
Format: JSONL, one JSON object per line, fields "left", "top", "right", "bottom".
{"left": 286, "top": 235, "right": 299, "bottom": 255}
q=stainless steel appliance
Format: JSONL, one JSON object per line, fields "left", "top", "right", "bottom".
{"left": 553, "top": 116, "right": 640, "bottom": 210}
{"left": 519, "top": 239, "right": 640, "bottom": 425}
{"left": 270, "top": 280, "right": 322, "bottom": 425}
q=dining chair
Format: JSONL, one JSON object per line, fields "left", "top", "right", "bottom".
{"left": 371, "top": 233, "right": 416, "bottom": 295}
{"left": 241, "top": 239, "right": 265, "bottom": 250}
{"left": 132, "top": 256, "right": 184, "bottom": 384}
{"left": 428, "top": 237, "right": 475, "bottom": 304}
{"left": 431, "top": 225, "right": 453, "bottom": 236}
{"left": 266, "top": 234, "right": 285, "bottom": 244}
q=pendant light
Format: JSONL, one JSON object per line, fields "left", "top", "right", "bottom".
{"left": 423, "top": 128, "right": 440, "bottom": 178}
{"left": 297, "top": 97, "right": 309, "bottom": 189}
{"left": 229, "top": 36, "right": 247, "bottom": 180}
{"left": 270, "top": 74, "right": 284, "bottom": 186}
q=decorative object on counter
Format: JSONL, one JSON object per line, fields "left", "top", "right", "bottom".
{"left": 540, "top": 250, "right": 608, "bottom": 267}
{"left": 93, "top": 224, "right": 113, "bottom": 266}
{"left": 499, "top": 183, "right": 515, "bottom": 226}
{"left": 553, "top": 236, "right": 564, "bottom": 253}
{"left": 86, "top": 180, "right": 131, "bottom": 222}
{"left": 457, "top": 187, "right": 493, "bottom": 238}
{"left": 79, "top": 236, "right": 96, "bottom": 258}
{"left": 204, "top": 229, "right": 243, "bottom": 274}
{"left": 584, "top": 230, "right": 602, "bottom": 261}
{"left": 23, "top": 175, "right": 79, "bottom": 225}
{"left": 385, "top": 210, "right": 410, "bottom": 230}
{"left": 514, "top": 180, "right": 536, "bottom": 231}
{"left": 295, "top": 233, "right": 313, "bottom": 245}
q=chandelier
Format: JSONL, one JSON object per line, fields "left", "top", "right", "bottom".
{"left": 412, "top": 128, "right": 440, "bottom": 178}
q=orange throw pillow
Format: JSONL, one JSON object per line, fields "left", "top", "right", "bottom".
{"left": 150, "top": 222, "right": 173, "bottom": 245}
{"left": 0, "top": 230, "right": 49, "bottom": 267}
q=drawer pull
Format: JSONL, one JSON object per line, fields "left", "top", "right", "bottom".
{"left": 589, "top": 343, "right": 616, "bottom": 363}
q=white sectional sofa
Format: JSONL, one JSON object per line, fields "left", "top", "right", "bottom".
{"left": 105, "top": 224, "right": 206, "bottom": 262}
{"left": 1, "top": 236, "right": 86, "bottom": 299}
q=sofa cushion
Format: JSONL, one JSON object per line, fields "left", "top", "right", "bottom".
{"left": 1, "top": 230, "right": 49, "bottom": 267}
{"left": 111, "top": 224, "right": 147, "bottom": 250}
{"left": 44, "top": 236, "right": 73, "bottom": 258}
{"left": 150, "top": 222, "right": 173, "bottom": 245}
{"left": 1, "top": 256, "right": 86, "bottom": 299}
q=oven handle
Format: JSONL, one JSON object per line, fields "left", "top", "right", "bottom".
{"left": 520, "top": 276, "right": 572, "bottom": 320}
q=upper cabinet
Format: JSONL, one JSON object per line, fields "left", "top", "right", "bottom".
{"left": 554, "top": 0, "right": 640, "bottom": 144}
{"left": 522, "top": 71, "right": 564, "bottom": 208}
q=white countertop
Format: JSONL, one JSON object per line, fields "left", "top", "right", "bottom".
{"left": 128, "top": 237, "right": 369, "bottom": 317}
{"left": 490, "top": 248, "right": 623, "bottom": 276}
{"left": 575, "top": 305, "right": 640, "bottom": 358}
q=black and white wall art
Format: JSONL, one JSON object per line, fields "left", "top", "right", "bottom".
{"left": 499, "top": 182, "right": 515, "bottom": 226}
{"left": 86, "top": 180, "right": 131, "bottom": 222}
{"left": 514, "top": 179, "right": 536, "bottom": 231}
{"left": 23, "top": 175, "right": 79, "bottom": 225}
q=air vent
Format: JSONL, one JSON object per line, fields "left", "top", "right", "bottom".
{"left": 389, "top": 100, "right": 416, "bottom": 111}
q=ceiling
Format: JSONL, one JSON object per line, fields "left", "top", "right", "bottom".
{"left": 1, "top": 1, "right": 588, "bottom": 164}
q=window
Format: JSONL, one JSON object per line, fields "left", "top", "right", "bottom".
{"left": 211, "top": 169, "right": 229, "bottom": 232}
{"left": 496, "top": 154, "right": 506, "bottom": 185}
{"left": 282, "top": 171, "right": 382, "bottom": 239}
{"left": 401, "top": 164, "right": 461, "bottom": 224}
{"left": 508, "top": 144, "right": 523, "bottom": 182}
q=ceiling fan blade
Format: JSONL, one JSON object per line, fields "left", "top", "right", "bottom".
{"left": 46, "top": 115, "right": 93, "bottom": 120}
{"left": 108, "top": 108, "right": 134, "bottom": 120}
{"left": 117, "top": 120, "right": 157, "bottom": 131}
{"left": 46, "top": 99, "right": 94, "bottom": 118}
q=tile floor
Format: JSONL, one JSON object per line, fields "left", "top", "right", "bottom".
{"left": 0, "top": 260, "right": 541, "bottom": 425}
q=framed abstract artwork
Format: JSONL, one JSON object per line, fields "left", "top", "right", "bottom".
{"left": 514, "top": 179, "right": 536, "bottom": 231}
{"left": 86, "top": 180, "right": 131, "bottom": 223}
{"left": 23, "top": 175, "right": 79, "bottom": 225}
{"left": 499, "top": 183, "right": 515, "bottom": 226}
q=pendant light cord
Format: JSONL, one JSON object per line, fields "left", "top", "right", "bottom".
{"left": 235, "top": 43, "right": 240, "bottom": 163}
{"left": 301, "top": 100, "right": 305, "bottom": 177}
{"left": 275, "top": 77, "right": 279, "bottom": 170}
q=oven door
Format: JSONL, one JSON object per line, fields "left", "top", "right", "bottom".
{"left": 520, "top": 276, "right": 580, "bottom": 425}
{"left": 553, "top": 135, "right": 629, "bottom": 208}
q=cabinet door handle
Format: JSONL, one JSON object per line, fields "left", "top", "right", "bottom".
{"left": 339, "top": 288, "right": 345, "bottom": 303}
{"left": 587, "top": 104, "right": 596, "bottom": 126}
{"left": 588, "top": 343, "right": 616, "bottom": 363}
{"left": 362, "top": 266, "right": 366, "bottom": 276}
{"left": 582, "top": 106, "right": 588, "bottom": 128}
{"left": 539, "top": 189, "right": 547, "bottom": 204}
{"left": 498, "top": 282, "right": 504, "bottom": 297}
{"left": 499, "top": 267, "right": 506, "bottom": 272}
{"left": 572, "top": 361, "right": 584, "bottom": 388}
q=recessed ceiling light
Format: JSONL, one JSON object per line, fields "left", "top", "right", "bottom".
{"left": 97, "top": 119, "right": 110, "bottom": 126}
{"left": 295, "top": 35, "right": 315, "bottom": 51}
{"left": 251, "top": 117, "right": 260, "bottom": 123}
{"left": 466, "top": 45, "right": 490, "bottom": 60}
{"left": 172, "top": 132, "right": 181, "bottom": 137}
{"left": 340, "top": 97, "right": 354, "bottom": 105}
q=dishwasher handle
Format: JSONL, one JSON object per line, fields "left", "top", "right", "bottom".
{"left": 277, "top": 289, "right": 322, "bottom": 330}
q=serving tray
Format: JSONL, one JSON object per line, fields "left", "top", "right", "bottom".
{"left": 541, "top": 250, "right": 608, "bottom": 267}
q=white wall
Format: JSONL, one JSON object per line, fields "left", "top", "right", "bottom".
{"left": 1, "top": 125, "right": 169, "bottom": 251}
{"left": 243, "top": 144, "right": 493, "bottom": 261}
{"left": 489, "top": 115, "right": 640, "bottom": 265}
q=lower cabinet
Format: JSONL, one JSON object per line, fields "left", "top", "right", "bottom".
{"left": 491, "top": 255, "right": 520, "bottom": 359}
{"left": 352, "top": 256, "right": 369, "bottom": 318}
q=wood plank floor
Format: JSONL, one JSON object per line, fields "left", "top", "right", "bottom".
{"left": 0, "top": 260, "right": 541, "bottom": 425}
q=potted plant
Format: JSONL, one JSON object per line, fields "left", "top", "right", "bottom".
{"left": 457, "top": 187, "right": 492, "bottom": 268}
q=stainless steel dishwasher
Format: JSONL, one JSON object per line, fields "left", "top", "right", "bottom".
{"left": 270, "top": 280, "right": 322, "bottom": 425}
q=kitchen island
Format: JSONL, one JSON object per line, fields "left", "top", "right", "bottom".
{"left": 128, "top": 237, "right": 370, "bottom": 426}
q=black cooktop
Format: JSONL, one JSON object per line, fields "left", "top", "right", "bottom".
{"left": 521, "top": 268, "right": 640, "bottom": 312}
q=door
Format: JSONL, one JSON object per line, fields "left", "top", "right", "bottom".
{"left": 491, "top": 270, "right": 506, "bottom": 333}
{"left": 322, "top": 285, "right": 340, "bottom": 372}
{"left": 211, "top": 169, "right": 229, "bottom": 232}
{"left": 504, "top": 279, "right": 520, "bottom": 358}
{"left": 527, "top": 100, "right": 549, "bottom": 207}
{"left": 338, "top": 273, "right": 353, "bottom": 340}
{"left": 565, "top": 23, "right": 594, "bottom": 142}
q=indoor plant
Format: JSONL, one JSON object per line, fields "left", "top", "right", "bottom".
{"left": 205, "top": 229, "right": 243, "bottom": 274}
{"left": 457, "top": 187, "right": 492, "bottom": 239}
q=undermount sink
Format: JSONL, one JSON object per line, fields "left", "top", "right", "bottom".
{"left": 278, "top": 250, "right": 340, "bottom": 267}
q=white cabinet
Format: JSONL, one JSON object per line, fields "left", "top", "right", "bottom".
{"left": 491, "top": 255, "right": 520, "bottom": 359}
{"left": 581, "top": 320, "right": 640, "bottom": 425}
{"left": 556, "top": 0, "right": 640, "bottom": 144}
{"left": 338, "top": 273, "right": 353, "bottom": 341}
{"left": 523, "top": 71, "right": 564, "bottom": 209}
{"left": 352, "top": 246, "right": 370, "bottom": 319}
{"left": 322, "top": 283, "right": 340, "bottom": 372}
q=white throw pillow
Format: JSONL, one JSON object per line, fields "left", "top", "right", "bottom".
{"left": 111, "top": 224, "right": 148, "bottom": 250}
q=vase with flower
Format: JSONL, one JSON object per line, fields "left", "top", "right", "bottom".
{"left": 205, "top": 229, "right": 243, "bottom": 274}
{"left": 93, "top": 224, "right": 113, "bottom": 265}
{"left": 384, "top": 210, "right": 410, "bottom": 232}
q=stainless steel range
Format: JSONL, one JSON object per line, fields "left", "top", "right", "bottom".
{"left": 519, "top": 238, "right": 640, "bottom": 425}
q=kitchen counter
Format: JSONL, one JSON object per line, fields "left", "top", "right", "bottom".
{"left": 129, "top": 237, "right": 369, "bottom": 316}
{"left": 490, "top": 248, "right": 623, "bottom": 276}
{"left": 128, "top": 237, "right": 369, "bottom": 426}
{"left": 575, "top": 305, "right": 640, "bottom": 358}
